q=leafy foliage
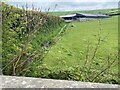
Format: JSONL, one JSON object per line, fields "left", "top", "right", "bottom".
{"left": 2, "top": 2, "right": 64, "bottom": 75}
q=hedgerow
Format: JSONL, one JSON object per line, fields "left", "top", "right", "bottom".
{"left": 2, "top": 2, "right": 64, "bottom": 75}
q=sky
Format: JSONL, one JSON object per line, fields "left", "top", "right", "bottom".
{"left": 5, "top": 0, "right": 119, "bottom": 11}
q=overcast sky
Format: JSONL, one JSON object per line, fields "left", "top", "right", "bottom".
{"left": 6, "top": 0, "right": 119, "bottom": 11}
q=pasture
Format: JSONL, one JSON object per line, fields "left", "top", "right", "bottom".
{"left": 41, "top": 16, "right": 118, "bottom": 83}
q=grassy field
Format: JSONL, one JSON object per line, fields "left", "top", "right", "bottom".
{"left": 41, "top": 16, "right": 118, "bottom": 83}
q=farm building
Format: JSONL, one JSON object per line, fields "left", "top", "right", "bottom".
{"left": 60, "top": 13, "right": 111, "bottom": 21}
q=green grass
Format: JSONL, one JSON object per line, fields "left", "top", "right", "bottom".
{"left": 42, "top": 16, "right": 118, "bottom": 79}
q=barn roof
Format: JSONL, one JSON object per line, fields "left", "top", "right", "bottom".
{"left": 60, "top": 14, "right": 76, "bottom": 18}
{"left": 60, "top": 13, "right": 110, "bottom": 18}
{"left": 76, "top": 13, "right": 109, "bottom": 17}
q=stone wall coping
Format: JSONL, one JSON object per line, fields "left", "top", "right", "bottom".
{"left": 0, "top": 75, "right": 120, "bottom": 89}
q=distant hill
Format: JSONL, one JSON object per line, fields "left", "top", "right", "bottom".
{"left": 51, "top": 8, "right": 119, "bottom": 16}
{"left": 106, "top": 9, "right": 120, "bottom": 16}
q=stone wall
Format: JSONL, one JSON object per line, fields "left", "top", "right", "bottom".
{"left": 0, "top": 75, "right": 119, "bottom": 89}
